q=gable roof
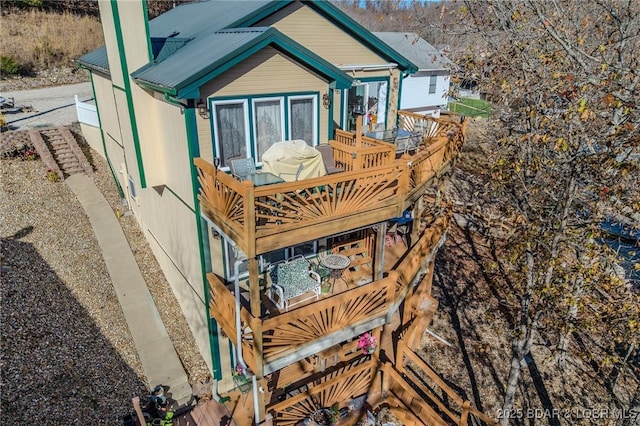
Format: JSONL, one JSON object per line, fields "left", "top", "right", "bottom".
{"left": 237, "top": 1, "right": 418, "bottom": 73}
{"left": 373, "top": 32, "right": 453, "bottom": 72}
{"left": 132, "top": 27, "right": 353, "bottom": 98}
{"left": 78, "top": 1, "right": 417, "bottom": 96}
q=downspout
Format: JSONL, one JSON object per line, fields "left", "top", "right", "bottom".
{"left": 234, "top": 258, "right": 247, "bottom": 370}
{"left": 252, "top": 375, "right": 261, "bottom": 425}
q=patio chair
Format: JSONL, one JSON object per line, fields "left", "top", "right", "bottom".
{"left": 315, "top": 144, "right": 345, "bottom": 174}
{"left": 267, "top": 255, "right": 321, "bottom": 311}
{"left": 230, "top": 158, "right": 256, "bottom": 180}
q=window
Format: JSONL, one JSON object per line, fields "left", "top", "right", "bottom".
{"left": 212, "top": 94, "right": 318, "bottom": 168}
{"left": 429, "top": 75, "right": 437, "bottom": 94}
{"left": 253, "top": 98, "right": 284, "bottom": 162}
{"left": 128, "top": 175, "right": 136, "bottom": 199}
{"left": 344, "top": 80, "right": 387, "bottom": 132}
{"left": 289, "top": 95, "right": 317, "bottom": 145}
{"left": 212, "top": 100, "right": 249, "bottom": 167}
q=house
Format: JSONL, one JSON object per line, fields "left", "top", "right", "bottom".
{"left": 77, "top": 1, "right": 489, "bottom": 424}
{"left": 374, "top": 32, "right": 454, "bottom": 115}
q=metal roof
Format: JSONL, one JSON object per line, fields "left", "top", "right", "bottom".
{"left": 132, "top": 27, "right": 353, "bottom": 97}
{"left": 77, "top": 45, "right": 110, "bottom": 76}
{"left": 373, "top": 32, "right": 453, "bottom": 72}
{"left": 147, "top": 1, "right": 275, "bottom": 39}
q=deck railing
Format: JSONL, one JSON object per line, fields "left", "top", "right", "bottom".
{"left": 395, "top": 341, "right": 498, "bottom": 426}
{"left": 332, "top": 129, "right": 396, "bottom": 170}
{"left": 196, "top": 158, "right": 408, "bottom": 257}
{"left": 207, "top": 211, "right": 450, "bottom": 377}
{"left": 392, "top": 212, "right": 450, "bottom": 297}
{"left": 268, "top": 359, "right": 378, "bottom": 425}
{"left": 208, "top": 270, "right": 397, "bottom": 377}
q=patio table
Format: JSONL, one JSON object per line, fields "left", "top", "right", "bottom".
{"left": 321, "top": 254, "right": 351, "bottom": 289}
{"left": 364, "top": 128, "right": 422, "bottom": 153}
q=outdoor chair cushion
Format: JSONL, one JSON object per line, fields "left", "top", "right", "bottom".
{"left": 276, "top": 258, "right": 319, "bottom": 300}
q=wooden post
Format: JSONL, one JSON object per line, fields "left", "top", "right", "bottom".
{"left": 251, "top": 315, "right": 264, "bottom": 378}
{"left": 244, "top": 181, "right": 256, "bottom": 258}
{"left": 257, "top": 377, "right": 268, "bottom": 422}
{"left": 249, "top": 257, "right": 260, "bottom": 317}
{"left": 375, "top": 222, "right": 386, "bottom": 281}
{"left": 355, "top": 114, "right": 363, "bottom": 147}
{"left": 131, "top": 397, "right": 147, "bottom": 426}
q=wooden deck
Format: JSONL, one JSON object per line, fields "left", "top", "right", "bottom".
{"left": 173, "top": 399, "right": 238, "bottom": 426}
{"left": 195, "top": 112, "right": 465, "bottom": 259}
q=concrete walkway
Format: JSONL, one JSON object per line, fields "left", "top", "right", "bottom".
{"left": 66, "top": 174, "right": 192, "bottom": 404}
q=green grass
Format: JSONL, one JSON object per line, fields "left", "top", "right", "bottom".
{"left": 448, "top": 97, "right": 491, "bottom": 118}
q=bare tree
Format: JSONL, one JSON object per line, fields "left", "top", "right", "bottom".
{"left": 455, "top": 1, "right": 640, "bottom": 423}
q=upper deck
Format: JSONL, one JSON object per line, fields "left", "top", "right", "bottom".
{"left": 194, "top": 111, "right": 466, "bottom": 258}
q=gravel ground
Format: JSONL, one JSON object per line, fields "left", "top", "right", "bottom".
{"left": 1, "top": 129, "right": 210, "bottom": 423}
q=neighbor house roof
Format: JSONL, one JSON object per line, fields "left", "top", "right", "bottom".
{"left": 373, "top": 32, "right": 453, "bottom": 72}
{"left": 78, "top": 1, "right": 418, "bottom": 97}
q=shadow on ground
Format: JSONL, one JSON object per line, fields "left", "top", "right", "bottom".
{"left": 0, "top": 230, "right": 147, "bottom": 423}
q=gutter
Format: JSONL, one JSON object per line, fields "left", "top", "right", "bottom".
{"left": 339, "top": 63, "right": 398, "bottom": 72}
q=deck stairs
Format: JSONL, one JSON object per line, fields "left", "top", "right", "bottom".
{"left": 28, "top": 126, "right": 93, "bottom": 179}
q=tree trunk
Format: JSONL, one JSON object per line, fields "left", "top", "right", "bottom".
{"left": 555, "top": 273, "right": 583, "bottom": 369}
{"left": 500, "top": 339, "right": 525, "bottom": 426}
{"left": 500, "top": 249, "right": 536, "bottom": 426}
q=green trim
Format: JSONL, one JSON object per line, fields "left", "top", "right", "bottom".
{"left": 111, "top": 0, "right": 147, "bottom": 188}
{"left": 141, "top": 1, "right": 153, "bottom": 62}
{"left": 339, "top": 89, "right": 344, "bottom": 129}
{"left": 185, "top": 106, "right": 223, "bottom": 379}
{"left": 166, "top": 29, "right": 352, "bottom": 98}
{"left": 112, "top": 84, "right": 126, "bottom": 92}
{"left": 328, "top": 88, "right": 335, "bottom": 140}
{"left": 137, "top": 79, "right": 177, "bottom": 97}
{"left": 90, "top": 73, "right": 124, "bottom": 198}
{"left": 210, "top": 91, "right": 320, "bottom": 160}
{"left": 304, "top": 1, "right": 418, "bottom": 74}
{"left": 233, "top": 0, "right": 416, "bottom": 72}
{"left": 397, "top": 72, "right": 406, "bottom": 127}
{"left": 77, "top": 61, "right": 110, "bottom": 78}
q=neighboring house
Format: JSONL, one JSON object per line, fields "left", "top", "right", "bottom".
{"left": 374, "top": 32, "right": 454, "bottom": 115}
{"left": 77, "top": 1, "right": 485, "bottom": 424}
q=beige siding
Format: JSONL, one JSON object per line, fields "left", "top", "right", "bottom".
{"left": 259, "top": 3, "right": 402, "bottom": 131}
{"left": 197, "top": 46, "right": 331, "bottom": 159}
{"left": 141, "top": 187, "right": 212, "bottom": 372}
{"left": 98, "top": 1, "right": 123, "bottom": 88}
{"left": 262, "top": 3, "right": 387, "bottom": 67}
{"left": 93, "top": 74, "right": 122, "bottom": 145}
{"left": 134, "top": 86, "right": 193, "bottom": 203}
{"left": 117, "top": 1, "right": 151, "bottom": 72}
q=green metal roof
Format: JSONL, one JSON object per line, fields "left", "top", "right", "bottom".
{"left": 78, "top": 0, "right": 416, "bottom": 95}
{"left": 77, "top": 45, "right": 110, "bottom": 76}
{"left": 132, "top": 27, "right": 353, "bottom": 98}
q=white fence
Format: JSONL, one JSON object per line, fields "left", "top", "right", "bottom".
{"left": 75, "top": 95, "right": 99, "bottom": 127}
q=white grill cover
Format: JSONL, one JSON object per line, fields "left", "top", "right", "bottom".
{"left": 261, "top": 140, "right": 326, "bottom": 181}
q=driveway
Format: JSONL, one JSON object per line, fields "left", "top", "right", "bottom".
{"left": 1, "top": 82, "right": 93, "bottom": 131}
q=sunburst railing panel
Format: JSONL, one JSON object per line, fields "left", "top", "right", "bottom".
{"left": 268, "top": 360, "right": 377, "bottom": 425}
{"left": 261, "top": 275, "right": 396, "bottom": 361}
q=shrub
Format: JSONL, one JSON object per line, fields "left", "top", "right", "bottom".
{"left": 0, "top": 56, "right": 20, "bottom": 75}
